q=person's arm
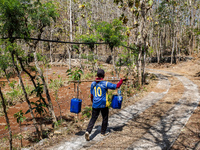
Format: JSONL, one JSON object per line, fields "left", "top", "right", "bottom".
{"left": 90, "top": 82, "right": 95, "bottom": 103}
{"left": 116, "top": 79, "right": 123, "bottom": 88}
{"left": 107, "top": 78, "right": 126, "bottom": 89}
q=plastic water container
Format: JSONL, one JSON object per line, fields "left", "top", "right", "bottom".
{"left": 70, "top": 98, "right": 82, "bottom": 114}
{"left": 117, "top": 89, "right": 121, "bottom": 95}
{"left": 111, "top": 95, "right": 123, "bottom": 109}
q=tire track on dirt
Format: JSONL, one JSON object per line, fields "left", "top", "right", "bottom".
{"left": 47, "top": 74, "right": 170, "bottom": 150}
{"left": 127, "top": 70, "right": 200, "bottom": 150}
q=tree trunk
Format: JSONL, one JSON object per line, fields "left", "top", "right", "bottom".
{"left": 112, "top": 48, "right": 117, "bottom": 78}
{"left": 55, "top": 90, "right": 62, "bottom": 129}
{"left": 164, "top": 24, "right": 166, "bottom": 53}
{"left": 68, "top": 47, "right": 72, "bottom": 69}
{"left": 198, "top": 35, "right": 200, "bottom": 54}
{"left": 171, "top": 37, "right": 175, "bottom": 64}
{"left": 79, "top": 45, "right": 84, "bottom": 73}
{"left": 138, "top": 50, "right": 142, "bottom": 86}
{"left": 50, "top": 28, "right": 53, "bottom": 64}
{"left": 69, "top": 0, "right": 73, "bottom": 70}
{"left": 33, "top": 50, "right": 57, "bottom": 125}
{"left": 142, "top": 48, "right": 146, "bottom": 84}
{"left": 10, "top": 51, "right": 40, "bottom": 138}
{"left": 20, "top": 122, "right": 22, "bottom": 148}
{"left": 0, "top": 87, "right": 12, "bottom": 150}
{"left": 189, "top": 0, "right": 195, "bottom": 55}
{"left": 156, "top": 32, "right": 160, "bottom": 63}
{"left": 160, "top": 31, "right": 163, "bottom": 60}
{"left": 16, "top": 55, "right": 48, "bottom": 107}
{"left": 3, "top": 69, "right": 11, "bottom": 84}
{"left": 137, "top": 0, "right": 149, "bottom": 85}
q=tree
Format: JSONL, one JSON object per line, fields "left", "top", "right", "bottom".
{"left": 24, "top": 1, "right": 59, "bottom": 126}
{"left": 0, "top": 87, "right": 12, "bottom": 150}
{"left": 0, "top": 0, "right": 59, "bottom": 126}
{"left": 114, "top": 0, "right": 153, "bottom": 85}
{"left": 66, "top": 68, "right": 83, "bottom": 98}
{"left": 79, "top": 33, "right": 99, "bottom": 72}
{"left": 95, "top": 19, "right": 127, "bottom": 77}
{"left": 0, "top": 0, "right": 41, "bottom": 138}
{"left": 0, "top": 44, "right": 13, "bottom": 84}
{"left": 14, "top": 110, "right": 26, "bottom": 148}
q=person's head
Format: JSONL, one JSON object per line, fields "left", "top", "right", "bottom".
{"left": 97, "top": 69, "right": 105, "bottom": 78}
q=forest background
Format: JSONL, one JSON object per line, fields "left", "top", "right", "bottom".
{"left": 0, "top": 0, "right": 199, "bottom": 149}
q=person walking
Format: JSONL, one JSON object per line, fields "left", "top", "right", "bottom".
{"left": 85, "top": 69, "right": 126, "bottom": 141}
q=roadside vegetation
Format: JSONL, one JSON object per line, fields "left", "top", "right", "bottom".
{"left": 0, "top": 0, "right": 199, "bottom": 149}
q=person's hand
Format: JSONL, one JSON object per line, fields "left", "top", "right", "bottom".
{"left": 122, "top": 78, "right": 127, "bottom": 81}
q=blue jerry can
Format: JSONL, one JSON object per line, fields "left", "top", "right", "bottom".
{"left": 111, "top": 95, "right": 123, "bottom": 109}
{"left": 70, "top": 98, "right": 82, "bottom": 114}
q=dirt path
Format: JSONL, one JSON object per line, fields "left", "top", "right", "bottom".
{"left": 127, "top": 70, "right": 199, "bottom": 150}
{"left": 41, "top": 67, "right": 200, "bottom": 150}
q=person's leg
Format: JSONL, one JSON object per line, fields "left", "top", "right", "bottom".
{"left": 100, "top": 107, "right": 109, "bottom": 134}
{"left": 86, "top": 108, "right": 100, "bottom": 134}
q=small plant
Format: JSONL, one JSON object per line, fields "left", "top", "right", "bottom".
{"left": 81, "top": 54, "right": 87, "bottom": 59}
{"left": 30, "top": 82, "right": 48, "bottom": 107}
{"left": 8, "top": 80, "right": 17, "bottom": 89}
{"left": 14, "top": 110, "right": 26, "bottom": 125}
{"left": 66, "top": 68, "right": 83, "bottom": 81}
{"left": 49, "top": 76, "right": 64, "bottom": 128}
{"left": 49, "top": 76, "right": 64, "bottom": 90}
{"left": 14, "top": 110, "right": 26, "bottom": 148}
{"left": 25, "top": 85, "right": 34, "bottom": 96}
{"left": 26, "top": 83, "right": 47, "bottom": 117}
{"left": 126, "top": 88, "right": 132, "bottom": 97}
{"left": 111, "top": 70, "right": 114, "bottom": 76}
{"left": 26, "top": 100, "right": 47, "bottom": 117}
{"left": 121, "top": 85, "right": 125, "bottom": 94}
{"left": 6, "top": 84, "right": 24, "bottom": 105}
{"left": 54, "top": 119, "right": 63, "bottom": 129}
{"left": 66, "top": 68, "right": 83, "bottom": 98}
{"left": 143, "top": 87, "right": 147, "bottom": 92}
{"left": 82, "top": 106, "right": 92, "bottom": 118}
{"left": 31, "top": 82, "right": 43, "bottom": 97}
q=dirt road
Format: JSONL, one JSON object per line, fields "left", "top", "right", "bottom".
{"left": 43, "top": 60, "right": 200, "bottom": 150}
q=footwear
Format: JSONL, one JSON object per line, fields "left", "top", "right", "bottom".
{"left": 101, "top": 132, "right": 109, "bottom": 136}
{"left": 85, "top": 131, "right": 90, "bottom": 141}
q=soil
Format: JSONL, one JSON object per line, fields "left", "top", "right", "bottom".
{"left": 0, "top": 56, "right": 200, "bottom": 150}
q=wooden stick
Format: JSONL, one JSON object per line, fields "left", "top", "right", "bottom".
{"left": 68, "top": 79, "right": 135, "bottom": 83}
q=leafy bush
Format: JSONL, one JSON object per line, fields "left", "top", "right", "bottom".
{"left": 6, "top": 84, "right": 24, "bottom": 105}
{"left": 14, "top": 110, "right": 26, "bottom": 125}
{"left": 8, "top": 81, "right": 17, "bottom": 89}
{"left": 82, "top": 106, "right": 92, "bottom": 118}
{"left": 49, "top": 76, "right": 64, "bottom": 90}
{"left": 26, "top": 83, "right": 47, "bottom": 117}
{"left": 26, "top": 100, "right": 47, "bottom": 117}
{"left": 66, "top": 68, "right": 83, "bottom": 81}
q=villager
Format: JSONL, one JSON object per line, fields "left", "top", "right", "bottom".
{"left": 85, "top": 69, "right": 126, "bottom": 141}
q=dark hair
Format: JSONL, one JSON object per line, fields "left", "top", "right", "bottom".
{"left": 97, "top": 69, "right": 105, "bottom": 78}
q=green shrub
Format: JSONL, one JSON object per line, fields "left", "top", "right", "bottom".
{"left": 66, "top": 68, "right": 83, "bottom": 81}
{"left": 6, "top": 84, "right": 24, "bottom": 105}
{"left": 82, "top": 106, "right": 92, "bottom": 118}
